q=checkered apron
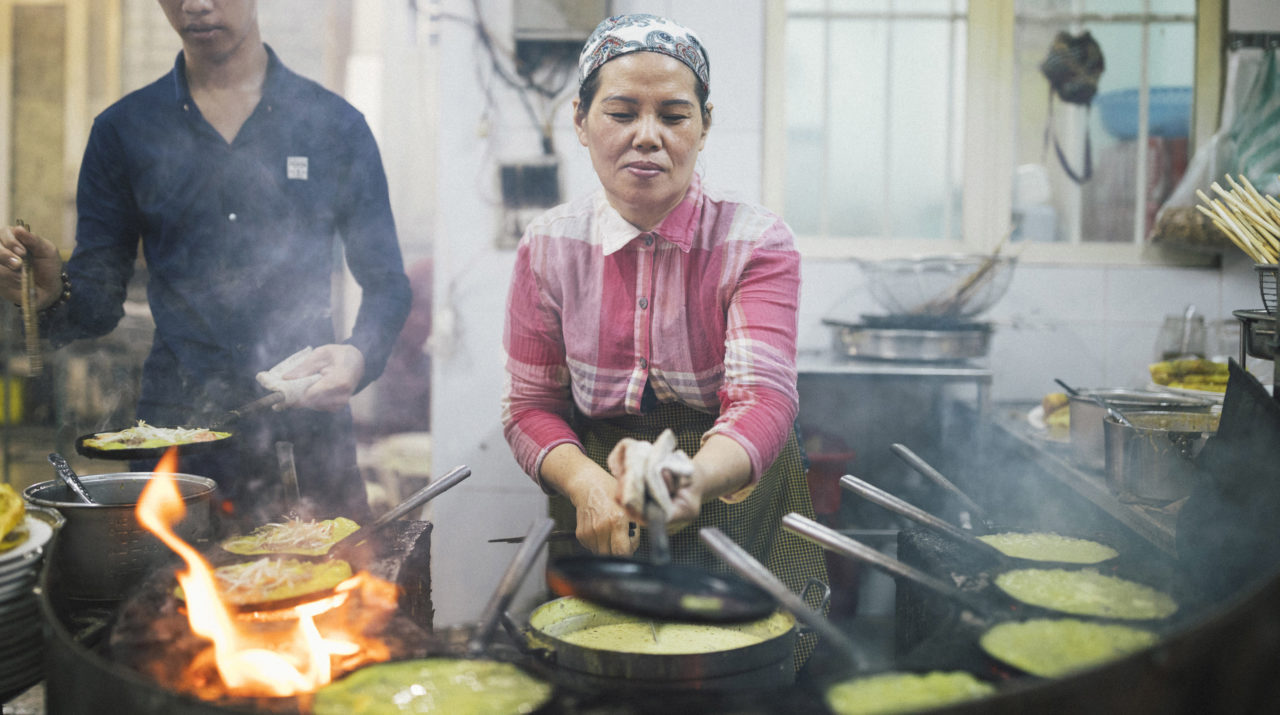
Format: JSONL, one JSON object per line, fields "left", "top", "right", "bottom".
{"left": 549, "top": 401, "right": 829, "bottom": 668}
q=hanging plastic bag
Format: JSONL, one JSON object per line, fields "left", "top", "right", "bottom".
{"left": 1041, "top": 31, "right": 1106, "bottom": 184}
{"left": 1228, "top": 47, "right": 1280, "bottom": 195}
{"left": 1151, "top": 48, "right": 1275, "bottom": 248}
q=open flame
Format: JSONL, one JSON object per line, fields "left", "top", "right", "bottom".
{"left": 136, "top": 449, "right": 394, "bottom": 698}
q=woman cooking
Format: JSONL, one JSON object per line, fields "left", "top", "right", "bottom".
{"left": 501, "top": 13, "right": 828, "bottom": 665}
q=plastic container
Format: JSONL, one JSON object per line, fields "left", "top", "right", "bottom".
{"left": 1096, "top": 87, "right": 1193, "bottom": 141}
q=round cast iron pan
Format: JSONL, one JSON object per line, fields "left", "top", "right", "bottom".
{"left": 546, "top": 555, "right": 777, "bottom": 623}
{"left": 74, "top": 431, "right": 235, "bottom": 461}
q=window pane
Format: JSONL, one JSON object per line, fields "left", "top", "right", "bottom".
{"left": 788, "top": 0, "right": 827, "bottom": 13}
{"left": 1013, "top": 4, "right": 1195, "bottom": 246}
{"left": 886, "top": 18, "right": 961, "bottom": 239}
{"left": 785, "top": 18, "right": 827, "bottom": 235}
{"left": 828, "top": 19, "right": 888, "bottom": 236}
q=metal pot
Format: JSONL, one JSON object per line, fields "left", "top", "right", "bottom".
{"left": 516, "top": 596, "right": 797, "bottom": 689}
{"left": 1103, "top": 411, "right": 1219, "bottom": 504}
{"left": 24, "top": 472, "right": 216, "bottom": 602}
{"left": 826, "top": 322, "right": 992, "bottom": 361}
{"left": 1069, "top": 390, "right": 1214, "bottom": 468}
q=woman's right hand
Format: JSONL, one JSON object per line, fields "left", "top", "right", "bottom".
{"left": 568, "top": 469, "right": 640, "bottom": 556}
{"left": 541, "top": 442, "right": 640, "bottom": 556}
{"left": 0, "top": 224, "right": 64, "bottom": 309}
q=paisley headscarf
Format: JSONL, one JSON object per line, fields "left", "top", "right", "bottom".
{"left": 578, "top": 13, "right": 710, "bottom": 92}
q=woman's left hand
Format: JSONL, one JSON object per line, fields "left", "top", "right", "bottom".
{"left": 285, "top": 344, "right": 366, "bottom": 411}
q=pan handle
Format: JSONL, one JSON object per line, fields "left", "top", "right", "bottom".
{"left": 699, "top": 527, "right": 863, "bottom": 668}
{"left": 839, "top": 475, "right": 1007, "bottom": 565}
{"left": 780, "top": 513, "right": 990, "bottom": 616}
{"left": 889, "top": 443, "right": 993, "bottom": 530}
{"left": 499, "top": 611, "right": 557, "bottom": 663}
{"left": 328, "top": 465, "right": 471, "bottom": 561}
{"left": 469, "top": 517, "right": 555, "bottom": 655}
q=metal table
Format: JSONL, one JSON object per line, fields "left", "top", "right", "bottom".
{"left": 797, "top": 350, "right": 993, "bottom": 416}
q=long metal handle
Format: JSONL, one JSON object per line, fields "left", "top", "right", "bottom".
{"left": 699, "top": 527, "right": 863, "bottom": 669}
{"left": 470, "top": 517, "right": 555, "bottom": 655}
{"left": 645, "top": 500, "right": 671, "bottom": 566}
{"left": 889, "top": 443, "right": 991, "bottom": 529}
{"left": 212, "top": 392, "right": 286, "bottom": 429}
{"left": 328, "top": 465, "right": 471, "bottom": 560}
{"left": 48, "top": 452, "right": 97, "bottom": 505}
{"left": 275, "top": 441, "right": 301, "bottom": 510}
{"left": 839, "top": 475, "right": 1006, "bottom": 565}
{"left": 781, "top": 513, "right": 987, "bottom": 615}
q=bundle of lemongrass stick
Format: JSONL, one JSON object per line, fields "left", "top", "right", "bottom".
{"left": 1195, "top": 175, "right": 1280, "bottom": 264}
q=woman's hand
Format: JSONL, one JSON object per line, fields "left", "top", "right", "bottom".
{"left": 659, "top": 434, "right": 754, "bottom": 532}
{"left": 285, "top": 344, "right": 365, "bottom": 411}
{"left": 0, "top": 224, "right": 63, "bottom": 309}
{"left": 542, "top": 444, "right": 639, "bottom": 556}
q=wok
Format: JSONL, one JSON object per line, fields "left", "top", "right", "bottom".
{"left": 839, "top": 474, "right": 1118, "bottom": 568}
{"left": 781, "top": 513, "right": 1178, "bottom": 625}
{"left": 215, "top": 465, "right": 470, "bottom": 613}
{"left": 546, "top": 501, "right": 776, "bottom": 623}
{"left": 73, "top": 394, "right": 284, "bottom": 461}
{"left": 546, "top": 556, "right": 776, "bottom": 623}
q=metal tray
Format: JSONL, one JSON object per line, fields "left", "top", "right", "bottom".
{"left": 1234, "top": 309, "right": 1276, "bottom": 362}
{"left": 825, "top": 321, "right": 991, "bottom": 362}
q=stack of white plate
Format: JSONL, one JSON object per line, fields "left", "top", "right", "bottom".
{"left": 0, "top": 508, "right": 57, "bottom": 701}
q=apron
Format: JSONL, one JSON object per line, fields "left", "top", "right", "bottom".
{"left": 549, "top": 401, "right": 829, "bottom": 669}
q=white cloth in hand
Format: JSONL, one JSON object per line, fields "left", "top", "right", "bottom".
{"left": 607, "top": 428, "right": 693, "bottom": 520}
{"left": 255, "top": 347, "right": 322, "bottom": 409}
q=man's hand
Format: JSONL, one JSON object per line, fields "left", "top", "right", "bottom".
{"left": 0, "top": 224, "right": 63, "bottom": 309}
{"left": 283, "top": 344, "right": 366, "bottom": 411}
{"left": 286, "top": 343, "right": 365, "bottom": 411}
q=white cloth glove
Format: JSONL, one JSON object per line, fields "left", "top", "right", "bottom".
{"left": 255, "top": 347, "right": 322, "bottom": 410}
{"left": 607, "top": 428, "right": 694, "bottom": 520}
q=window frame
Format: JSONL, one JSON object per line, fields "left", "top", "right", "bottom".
{"left": 763, "top": 0, "right": 1225, "bottom": 265}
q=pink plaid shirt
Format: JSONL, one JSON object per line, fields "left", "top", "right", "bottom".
{"left": 502, "top": 174, "right": 801, "bottom": 494}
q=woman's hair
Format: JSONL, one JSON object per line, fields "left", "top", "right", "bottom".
{"left": 576, "top": 62, "right": 711, "bottom": 122}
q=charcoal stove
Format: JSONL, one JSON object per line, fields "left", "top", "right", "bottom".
{"left": 37, "top": 518, "right": 434, "bottom": 714}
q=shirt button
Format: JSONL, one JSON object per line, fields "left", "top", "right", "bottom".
{"left": 644, "top": 235, "right": 654, "bottom": 246}
{"left": 638, "top": 357, "right": 648, "bottom": 369}
{"left": 228, "top": 213, "right": 237, "bottom": 222}
{"left": 183, "top": 103, "right": 190, "bottom": 112}
{"left": 638, "top": 297, "right": 649, "bottom": 310}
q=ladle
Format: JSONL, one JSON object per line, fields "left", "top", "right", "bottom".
{"left": 889, "top": 443, "right": 992, "bottom": 530}
{"left": 1053, "top": 378, "right": 1135, "bottom": 428}
{"left": 47, "top": 452, "right": 97, "bottom": 505}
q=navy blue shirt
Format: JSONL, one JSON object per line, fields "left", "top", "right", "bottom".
{"left": 45, "top": 48, "right": 410, "bottom": 520}
{"left": 50, "top": 47, "right": 410, "bottom": 415}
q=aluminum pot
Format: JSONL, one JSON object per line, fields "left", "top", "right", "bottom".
{"left": 1069, "top": 389, "right": 1214, "bottom": 468}
{"left": 23, "top": 473, "right": 216, "bottom": 602}
{"left": 1103, "top": 411, "right": 1219, "bottom": 504}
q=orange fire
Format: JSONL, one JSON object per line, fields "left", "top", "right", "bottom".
{"left": 136, "top": 449, "right": 394, "bottom": 698}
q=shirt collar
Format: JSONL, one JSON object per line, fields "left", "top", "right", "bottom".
{"left": 598, "top": 173, "right": 704, "bottom": 256}
{"left": 169, "top": 44, "right": 288, "bottom": 108}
